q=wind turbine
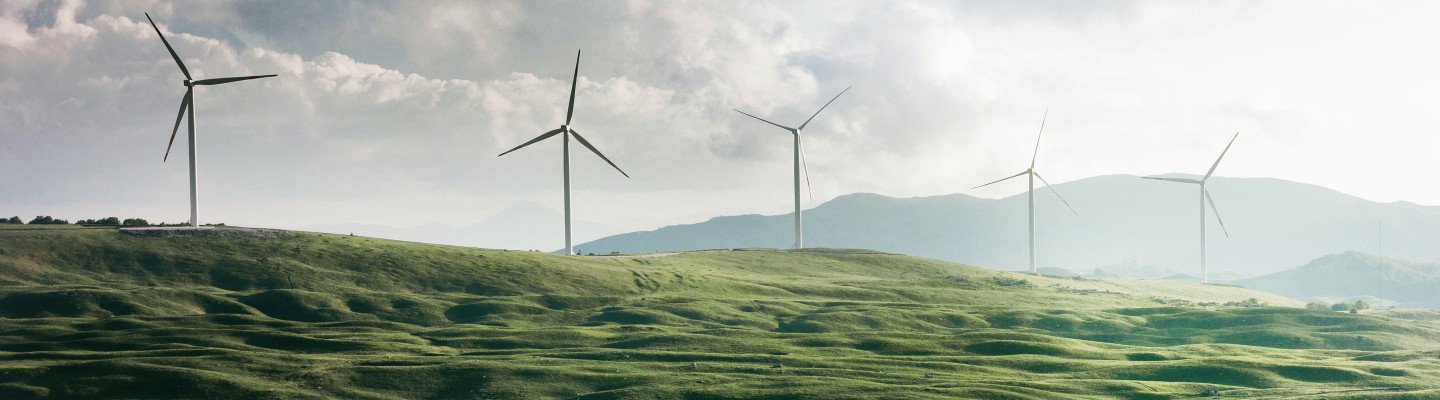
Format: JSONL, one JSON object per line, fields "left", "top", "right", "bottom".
{"left": 145, "top": 13, "right": 277, "bottom": 228}
{"left": 496, "top": 50, "right": 628, "bottom": 256}
{"left": 972, "top": 109, "right": 1077, "bottom": 275}
{"left": 1142, "top": 132, "right": 1239, "bottom": 284}
{"left": 732, "top": 86, "right": 850, "bottom": 249}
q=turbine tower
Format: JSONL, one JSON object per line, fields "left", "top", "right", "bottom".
{"left": 497, "top": 50, "right": 629, "bottom": 255}
{"left": 1142, "top": 132, "right": 1239, "bottom": 284}
{"left": 732, "top": 86, "right": 850, "bottom": 249}
{"left": 972, "top": 109, "right": 1077, "bottom": 275}
{"left": 146, "top": 13, "right": 277, "bottom": 228}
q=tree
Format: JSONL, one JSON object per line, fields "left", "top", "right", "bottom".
{"left": 1353, "top": 299, "right": 1371, "bottom": 311}
{"left": 1305, "top": 302, "right": 1329, "bottom": 310}
{"left": 122, "top": 218, "right": 149, "bottom": 227}
{"left": 1330, "top": 302, "right": 1352, "bottom": 312}
{"left": 1, "top": 216, "right": 20, "bottom": 224}
{"left": 28, "top": 216, "right": 67, "bottom": 225}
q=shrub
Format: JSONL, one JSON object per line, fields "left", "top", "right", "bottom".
{"left": 121, "top": 218, "right": 150, "bottom": 227}
{"left": 1331, "top": 302, "right": 1352, "bottom": 312}
{"left": 1353, "top": 300, "right": 1371, "bottom": 310}
{"left": 1305, "top": 302, "right": 1329, "bottom": 310}
{"left": 993, "top": 277, "right": 1035, "bottom": 288}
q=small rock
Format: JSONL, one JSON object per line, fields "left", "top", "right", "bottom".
{"left": 689, "top": 361, "right": 698, "bottom": 369}
{"left": 924, "top": 373, "right": 934, "bottom": 379}
{"left": 770, "top": 363, "right": 783, "bottom": 369}
{"left": 1201, "top": 388, "right": 1220, "bottom": 397}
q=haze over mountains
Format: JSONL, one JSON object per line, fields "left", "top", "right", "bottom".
{"left": 577, "top": 174, "right": 1440, "bottom": 277}
{"left": 301, "top": 201, "right": 618, "bottom": 251}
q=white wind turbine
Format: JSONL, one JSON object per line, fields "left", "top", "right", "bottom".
{"left": 1143, "top": 132, "right": 1239, "bottom": 284}
{"left": 497, "top": 50, "right": 628, "bottom": 256}
{"left": 732, "top": 87, "right": 850, "bottom": 249}
{"left": 146, "top": 13, "right": 277, "bottom": 227}
{"left": 972, "top": 109, "right": 1077, "bottom": 275}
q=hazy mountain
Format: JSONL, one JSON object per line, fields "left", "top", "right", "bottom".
{"left": 1090, "top": 260, "right": 1183, "bottom": 280}
{"left": 302, "top": 201, "right": 618, "bottom": 251}
{"left": 1236, "top": 251, "right": 1440, "bottom": 308}
{"left": 577, "top": 174, "right": 1440, "bottom": 277}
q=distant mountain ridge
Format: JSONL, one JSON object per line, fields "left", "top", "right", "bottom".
{"left": 577, "top": 174, "right": 1440, "bottom": 277}
{"left": 1237, "top": 251, "right": 1440, "bottom": 308}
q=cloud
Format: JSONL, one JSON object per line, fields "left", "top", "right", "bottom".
{"left": 5, "top": 0, "right": 1440, "bottom": 237}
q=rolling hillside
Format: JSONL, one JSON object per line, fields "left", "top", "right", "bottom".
{"left": 577, "top": 174, "right": 1439, "bottom": 277}
{"left": 2, "top": 225, "right": 1439, "bottom": 398}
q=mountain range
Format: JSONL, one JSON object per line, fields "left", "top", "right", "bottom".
{"left": 1237, "top": 251, "right": 1440, "bottom": 308}
{"left": 576, "top": 174, "right": 1440, "bottom": 277}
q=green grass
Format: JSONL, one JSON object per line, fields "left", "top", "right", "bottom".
{"left": 1, "top": 225, "right": 1439, "bottom": 398}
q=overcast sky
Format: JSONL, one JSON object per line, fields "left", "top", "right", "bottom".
{"left": 4, "top": 0, "right": 1440, "bottom": 236}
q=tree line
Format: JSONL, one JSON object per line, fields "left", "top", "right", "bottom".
{"left": 0, "top": 216, "right": 195, "bottom": 227}
{"left": 1305, "top": 300, "right": 1372, "bottom": 313}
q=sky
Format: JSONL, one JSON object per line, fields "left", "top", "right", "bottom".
{"left": 4, "top": 0, "right": 1440, "bottom": 242}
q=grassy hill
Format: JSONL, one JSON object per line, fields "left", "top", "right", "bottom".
{"left": 2, "top": 225, "right": 1439, "bottom": 399}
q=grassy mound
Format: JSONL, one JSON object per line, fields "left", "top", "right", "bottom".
{"left": 1, "top": 225, "right": 1439, "bottom": 399}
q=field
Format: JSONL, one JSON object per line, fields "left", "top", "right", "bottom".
{"left": 1, "top": 225, "right": 1438, "bottom": 399}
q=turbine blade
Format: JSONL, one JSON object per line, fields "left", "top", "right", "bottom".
{"left": 972, "top": 170, "right": 1029, "bottom": 190}
{"left": 1204, "top": 132, "right": 1240, "bottom": 180}
{"left": 1205, "top": 188, "right": 1229, "bottom": 237}
{"left": 1034, "top": 171, "right": 1077, "bottom": 216}
{"left": 145, "top": 13, "right": 190, "bottom": 80}
{"left": 799, "top": 134, "right": 813, "bottom": 202}
{"left": 497, "top": 128, "right": 564, "bottom": 157}
{"left": 1031, "top": 107, "right": 1049, "bottom": 169}
{"left": 733, "top": 109, "right": 794, "bottom": 131}
{"left": 566, "top": 49, "right": 580, "bottom": 125}
{"left": 164, "top": 89, "right": 192, "bottom": 162}
{"left": 798, "top": 86, "right": 851, "bottom": 131}
{"left": 1141, "top": 176, "right": 1203, "bottom": 184}
{"left": 564, "top": 49, "right": 581, "bottom": 125}
{"left": 570, "top": 130, "right": 629, "bottom": 178}
{"left": 192, "top": 74, "right": 278, "bottom": 86}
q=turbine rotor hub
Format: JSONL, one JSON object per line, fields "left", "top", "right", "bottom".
{"left": 183, "top": 79, "right": 192, "bottom": 87}
{"left": 560, "top": 124, "right": 569, "bottom": 132}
